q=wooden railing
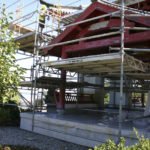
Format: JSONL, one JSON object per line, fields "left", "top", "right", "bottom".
{"left": 54, "top": 91, "right": 94, "bottom": 104}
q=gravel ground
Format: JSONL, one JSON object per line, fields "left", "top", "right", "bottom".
{"left": 0, "top": 127, "right": 89, "bottom": 150}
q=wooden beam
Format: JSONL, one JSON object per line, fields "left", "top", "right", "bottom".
{"left": 65, "top": 31, "right": 150, "bottom": 54}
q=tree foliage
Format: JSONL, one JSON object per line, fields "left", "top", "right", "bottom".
{"left": 90, "top": 128, "right": 150, "bottom": 150}
{"left": 0, "top": 3, "right": 25, "bottom": 103}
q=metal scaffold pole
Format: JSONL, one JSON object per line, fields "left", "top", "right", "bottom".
{"left": 31, "top": 0, "right": 40, "bottom": 132}
{"left": 118, "top": 0, "right": 125, "bottom": 141}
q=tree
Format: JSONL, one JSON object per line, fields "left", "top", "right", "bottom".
{"left": 0, "top": 3, "right": 25, "bottom": 103}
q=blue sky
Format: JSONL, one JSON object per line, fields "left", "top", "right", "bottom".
{"left": 4, "top": 0, "right": 91, "bottom": 9}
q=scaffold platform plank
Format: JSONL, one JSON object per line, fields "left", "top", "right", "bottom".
{"left": 15, "top": 32, "right": 36, "bottom": 54}
{"left": 20, "top": 76, "right": 99, "bottom": 89}
{"left": 104, "top": 73, "right": 150, "bottom": 80}
{"left": 114, "top": 0, "right": 145, "bottom": 5}
{"left": 9, "top": 24, "right": 33, "bottom": 34}
{"left": 15, "top": 32, "right": 44, "bottom": 55}
{"left": 42, "top": 53, "right": 148, "bottom": 73}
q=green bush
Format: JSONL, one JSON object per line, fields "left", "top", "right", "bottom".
{"left": 0, "top": 108, "right": 11, "bottom": 126}
{"left": 0, "top": 104, "right": 20, "bottom": 126}
{"left": 90, "top": 128, "right": 150, "bottom": 150}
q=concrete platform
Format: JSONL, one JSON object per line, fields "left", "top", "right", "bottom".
{"left": 20, "top": 108, "right": 150, "bottom": 147}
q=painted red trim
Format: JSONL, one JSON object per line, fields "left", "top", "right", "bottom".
{"left": 44, "top": 2, "right": 118, "bottom": 55}
{"left": 65, "top": 31, "right": 150, "bottom": 53}
{"left": 44, "top": 1, "right": 150, "bottom": 57}
{"left": 57, "top": 47, "right": 67, "bottom": 109}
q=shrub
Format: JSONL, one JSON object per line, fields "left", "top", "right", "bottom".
{"left": 0, "top": 104, "right": 20, "bottom": 126}
{"left": 90, "top": 128, "right": 150, "bottom": 150}
{"left": 0, "top": 108, "right": 10, "bottom": 126}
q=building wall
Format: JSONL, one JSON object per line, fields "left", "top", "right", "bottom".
{"left": 109, "top": 80, "right": 132, "bottom": 108}
{"left": 78, "top": 74, "right": 105, "bottom": 108}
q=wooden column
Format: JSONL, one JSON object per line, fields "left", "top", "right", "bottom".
{"left": 141, "top": 93, "right": 145, "bottom": 107}
{"left": 57, "top": 47, "right": 67, "bottom": 111}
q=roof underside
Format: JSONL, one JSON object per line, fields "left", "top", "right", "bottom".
{"left": 8, "top": 24, "right": 33, "bottom": 34}
{"left": 14, "top": 32, "right": 50, "bottom": 55}
{"left": 15, "top": 32, "right": 36, "bottom": 54}
{"left": 104, "top": 72, "right": 150, "bottom": 80}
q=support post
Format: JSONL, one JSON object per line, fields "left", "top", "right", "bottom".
{"left": 118, "top": 0, "right": 125, "bottom": 141}
{"left": 57, "top": 47, "right": 67, "bottom": 114}
{"left": 141, "top": 93, "right": 145, "bottom": 107}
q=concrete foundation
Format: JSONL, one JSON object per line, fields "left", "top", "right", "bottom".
{"left": 65, "top": 103, "right": 98, "bottom": 109}
{"left": 20, "top": 109, "right": 150, "bottom": 147}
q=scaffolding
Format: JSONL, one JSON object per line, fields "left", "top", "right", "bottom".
{"left": 6, "top": 0, "right": 150, "bottom": 142}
